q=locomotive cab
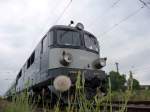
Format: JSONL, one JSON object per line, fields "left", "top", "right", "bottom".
{"left": 47, "top": 23, "right": 107, "bottom": 100}
{"left": 49, "top": 23, "right": 106, "bottom": 69}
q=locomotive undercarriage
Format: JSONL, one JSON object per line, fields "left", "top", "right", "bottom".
{"left": 29, "top": 68, "right": 107, "bottom": 105}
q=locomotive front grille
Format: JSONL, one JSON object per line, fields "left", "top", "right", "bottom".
{"left": 48, "top": 67, "right": 106, "bottom": 88}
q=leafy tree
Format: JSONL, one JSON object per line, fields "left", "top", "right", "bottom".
{"left": 109, "top": 70, "right": 140, "bottom": 91}
{"left": 108, "top": 71, "right": 126, "bottom": 91}
{"left": 132, "top": 78, "right": 140, "bottom": 90}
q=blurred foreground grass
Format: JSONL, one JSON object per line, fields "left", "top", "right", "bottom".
{"left": 1, "top": 72, "right": 150, "bottom": 112}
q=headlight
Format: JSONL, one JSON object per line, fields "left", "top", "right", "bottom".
{"left": 60, "top": 51, "right": 72, "bottom": 66}
{"left": 100, "top": 58, "right": 106, "bottom": 67}
{"left": 93, "top": 57, "right": 107, "bottom": 69}
{"left": 64, "top": 53, "right": 72, "bottom": 63}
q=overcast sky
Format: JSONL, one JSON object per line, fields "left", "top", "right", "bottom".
{"left": 0, "top": 0, "right": 150, "bottom": 95}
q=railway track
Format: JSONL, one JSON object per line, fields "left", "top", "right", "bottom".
{"left": 2, "top": 99, "right": 150, "bottom": 112}
{"left": 35, "top": 101, "right": 150, "bottom": 112}
{"left": 103, "top": 101, "right": 150, "bottom": 112}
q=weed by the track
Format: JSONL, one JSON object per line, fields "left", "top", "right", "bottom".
{"left": 3, "top": 71, "right": 133, "bottom": 112}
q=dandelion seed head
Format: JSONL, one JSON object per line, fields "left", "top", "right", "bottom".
{"left": 53, "top": 75, "right": 71, "bottom": 92}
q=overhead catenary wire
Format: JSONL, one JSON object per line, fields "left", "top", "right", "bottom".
{"left": 88, "top": 0, "right": 122, "bottom": 29}
{"left": 0, "top": 78, "right": 15, "bottom": 81}
{"left": 38, "top": 0, "right": 68, "bottom": 32}
{"left": 26, "top": 0, "right": 73, "bottom": 64}
{"left": 100, "top": 5, "right": 145, "bottom": 37}
{"left": 28, "top": 0, "right": 66, "bottom": 54}
{"left": 53, "top": 0, "right": 72, "bottom": 25}
{"left": 0, "top": 71, "right": 17, "bottom": 73}
{"left": 132, "top": 69, "right": 150, "bottom": 77}
{"left": 0, "top": 0, "right": 73, "bottom": 82}
{"left": 139, "top": 0, "right": 150, "bottom": 10}
{"left": 132, "top": 65, "right": 150, "bottom": 72}
{"left": 44, "top": 0, "right": 65, "bottom": 26}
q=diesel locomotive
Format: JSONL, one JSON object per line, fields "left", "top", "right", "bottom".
{"left": 5, "top": 22, "right": 107, "bottom": 103}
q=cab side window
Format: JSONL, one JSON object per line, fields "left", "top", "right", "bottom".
{"left": 16, "top": 70, "right": 22, "bottom": 85}
{"left": 50, "top": 31, "right": 53, "bottom": 45}
{"left": 27, "top": 51, "right": 35, "bottom": 69}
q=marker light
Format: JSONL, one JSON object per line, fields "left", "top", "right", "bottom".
{"left": 76, "top": 23, "right": 84, "bottom": 30}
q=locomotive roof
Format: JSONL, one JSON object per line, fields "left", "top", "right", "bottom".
{"left": 49, "top": 25, "right": 96, "bottom": 38}
{"left": 50, "top": 25, "right": 78, "bottom": 30}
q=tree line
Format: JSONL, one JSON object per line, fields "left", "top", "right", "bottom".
{"left": 108, "top": 71, "right": 140, "bottom": 91}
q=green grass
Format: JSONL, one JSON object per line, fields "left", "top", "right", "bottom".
{"left": 3, "top": 92, "right": 35, "bottom": 112}
{"left": 3, "top": 71, "right": 135, "bottom": 112}
{"left": 129, "top": 90, "right": 150, "bottom": 101}
{"left": 110, "top": 90, "right": 150, "bottom": 101}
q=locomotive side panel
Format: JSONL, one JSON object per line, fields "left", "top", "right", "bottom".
{"left": 15, "top": 34, "right": 50, "bottom": 92}
{"left": 28, "top": 43, "right": 41, "bottom": 86}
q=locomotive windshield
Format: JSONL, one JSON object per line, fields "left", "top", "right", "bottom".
{"left": 57, "top": 30, "right": 81, "bottom": 46}
{"left": 84, "top": 33, "right": 99, "bottom": 52}
{"left": 55, "top": 29, "right": 99, "bottom": 53}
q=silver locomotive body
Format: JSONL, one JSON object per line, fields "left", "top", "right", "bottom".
{"left": 5, "top": 23, "right": 107, "bottom": 102}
